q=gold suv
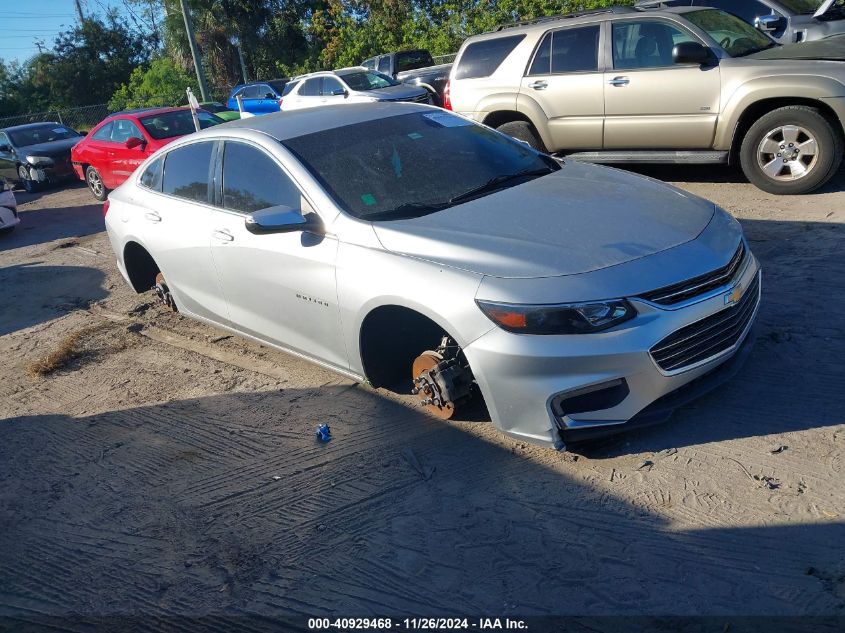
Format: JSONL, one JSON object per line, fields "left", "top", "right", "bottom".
{"left": 446, "top": 5, "right": 845, "bottom": 194}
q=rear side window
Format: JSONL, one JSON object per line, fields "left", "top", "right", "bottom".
{"left": 162, "top": 141, "right": 214, "bottom": 204}
{"left": 140, "top": 156, "right": 163, "bottom": 192}
{"left": 92, "top": 122, "right": 114, "bottom": 141}
{"left": 528, "top": 26, "right": 600, "bottom": 75}
{"left": 299, "top": 78, "right": 322, "bottom": 96}
{"left": 282, "top": 80, "right": 300, "bottom": 96}
{"left": 222, "top": 142, "right": 301, "bottom": 213}
{"left": 455, "top": 35, "right": 526, "bottom": 80}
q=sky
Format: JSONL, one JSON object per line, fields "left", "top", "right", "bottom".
{"left": 0, "top": 0, "right": 136, "bottom": 65}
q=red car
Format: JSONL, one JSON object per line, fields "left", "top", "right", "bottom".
{"left": 72, "top": 107, "right": 224, "bottom": 200}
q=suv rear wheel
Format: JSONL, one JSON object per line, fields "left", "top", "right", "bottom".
{"left": 740, "top": 106, "right": 843, "bottom": 195}
{"left": 496, "top": 121, "right": 547, "bottom": 153}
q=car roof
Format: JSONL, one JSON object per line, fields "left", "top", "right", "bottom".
{"left": 197, "top": 102, "right": 434, "bottom": 141}
{"left": 231, "top": 79, "right": 289, "bottom": 89}
{"left": 469, "top": 4, "right": 703, "bottom": 40}
{"left": 1, "top": 121, "right": 63, "bottom": 133}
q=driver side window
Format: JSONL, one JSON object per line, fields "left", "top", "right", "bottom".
{"left": 613, "top": 20, "right": 698, "bottom": 70}
{"left": 221, "top": 142, "right": 302, "bottom": 213}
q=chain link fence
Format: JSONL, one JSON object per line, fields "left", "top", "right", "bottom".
{"left": 0, "top": 103, "right": 111, "bottom": 133}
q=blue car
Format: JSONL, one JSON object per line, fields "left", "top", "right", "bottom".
{"left": 226, "top": 79, "right": 291, "bottom": 115}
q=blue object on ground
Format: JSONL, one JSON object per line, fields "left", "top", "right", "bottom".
{"left": 316, "top": 424, "right": 331, "bottom": 442}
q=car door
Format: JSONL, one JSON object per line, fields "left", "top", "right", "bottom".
{"left": 0, "top": 132, "right": 16, "bottom": 182}
{"left": 254, "top": 84, "right": 279, "bottom": 113}
{"left": 108, "top": 118, "right": 150, "bottom": 184}
{"left": 517, "top": 24, "right": 605, "bottom": 150}
{"left": 240, "top": 84, "right": 264, "bottom": 113}
{"left": 288, "top": 78, "right": 323, "bottom": 110}
{"left": 142, "top": 141, "right": 230, "bottom": 324}
{"left": 603, "top": 18, "right": 721, "bottom": 148}
{"left": 83, "top": 121, "right": 118, "bottom": 186}
{"left": 319, "top": 76, "right": 348, "bottom": 106}
{"left": 207, "top": 140, "right": 346, "bottom": 369}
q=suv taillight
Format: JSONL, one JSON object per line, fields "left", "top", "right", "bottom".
{"left": 443, "top": 80, "right": 452, "bottom": 111}
{"left": 103, "top": 199, "right": 110, "bottom": 217}
{"left": 278, "top": 97, "right": 283, "bottom": 110}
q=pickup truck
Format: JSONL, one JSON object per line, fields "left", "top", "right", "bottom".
{"left": 361, "top": 49, "right": 452, "bottom": 107}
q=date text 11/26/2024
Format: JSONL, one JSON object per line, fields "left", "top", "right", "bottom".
{"left": 308, "top": 618, "right": 529, "bottom": 630}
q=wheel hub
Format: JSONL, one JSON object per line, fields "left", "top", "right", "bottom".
{"left": 411, "top": 338, "right": 473, "bottom": 420}
{"left": 757, "top": 125, "right": 818, "bottom": 182}
{"left": 154, "top": 272, "right": 177, "bottom": 311}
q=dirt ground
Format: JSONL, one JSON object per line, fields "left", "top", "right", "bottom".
{"left": 0, "top": 166, "right": 844, "bottom": 626}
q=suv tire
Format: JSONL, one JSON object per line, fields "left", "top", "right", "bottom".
{"left": 740, "top": 106, "right": 843, "bottom": 195}
{"left": 496, "top": 121, "right": 547, "bottom": 153}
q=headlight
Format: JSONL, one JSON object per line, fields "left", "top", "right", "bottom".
{"left": 26, "top": 155, "right": 54, "bottom": 166}
{"left": 476, "top": 299, "right": 636, "bottom": 335}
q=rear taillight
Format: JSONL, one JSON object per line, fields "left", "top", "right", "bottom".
{"left": 103, "top": 199, "right": 110, "bottom": 217}
{"left": 443, "top": 80, "right": 452, "bottom": 111}
{"left": 278, "top": 98, "right": 283, "bottom": 110}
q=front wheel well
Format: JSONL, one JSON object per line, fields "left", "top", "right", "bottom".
{"left": 123, "top": 241, "right": 160, "bottom": 293}
{"left": 731, "top": 98, "right": 844, "bottom": 163}
{"left": 482, "top": 110, "right": 535, "bottom": 131}
{"left": 359, "top": 305, "right": 452, "bottom": 391}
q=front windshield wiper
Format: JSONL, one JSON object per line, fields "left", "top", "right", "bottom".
{"left": 448, "top": 167, "right": 554, "bottom": 205}
{"left": 363, "top": 201, "right": 452, "bottom": 221}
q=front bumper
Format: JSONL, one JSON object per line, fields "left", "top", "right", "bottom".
{"left": 20, "top": 159, "right": 76, "bottom": 184}
{"left": 463, "top": 256, "right": 761, "bottom": 449}
{"left": 0, "top": 205, "right": 20, "bottom": 231}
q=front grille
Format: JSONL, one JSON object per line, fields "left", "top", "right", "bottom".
{"left": 639, "top": 242, "right": 746, "bottom": 305}
{"left": 650, "top": 271, "right": 760, "bottom": 373}
{"left": 386, "top": 93, "right": 430, "bottom": 104}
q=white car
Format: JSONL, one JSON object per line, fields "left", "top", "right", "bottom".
{"left": 280, "top": 67, "right": 430, "bottom": 111}
{"left": 0, "top": 181, "right": 19, "bottom": 234}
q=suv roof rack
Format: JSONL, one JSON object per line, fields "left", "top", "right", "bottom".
{"left": 494, "top": 6, "right": 639, "bottom": 31}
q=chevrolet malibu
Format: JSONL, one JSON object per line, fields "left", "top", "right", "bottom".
{"left": 104, "top": 103, "right": 761, "bottom": 450}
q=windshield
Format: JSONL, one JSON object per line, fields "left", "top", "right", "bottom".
{"left": 778, "top": 0, "right": 824, "bottom": 14}
{"left": 139, "top": 110, "right": 223, "bottom": 140}
{"left": 340, "top": 71, "right": 400, "bottom": 91}
{"left": 686, "top": 9, "right": 777, "bottom": 56}
{"left": 282, "top": 111, "right": 558, "bottom": 221}
{"left": 8, "top": 125, "right": 78, "bottom": 147}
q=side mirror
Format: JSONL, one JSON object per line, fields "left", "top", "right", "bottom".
{"left": 125, "top": 136, "right": 146, "bottom": 149}
{"left": 331, "top": 88, "right": 349, "bottom": 97}
{"left": 673, "top": 41, "right": 712, "bottom": 66}
{"left": 265, "top": 92, "right": 276, "bottom": 100}
{"left": 755, "top": 14, "right": 786, "bottom": 33}
{"left": 245, "top": 205, "right": 323, "bottom": 234}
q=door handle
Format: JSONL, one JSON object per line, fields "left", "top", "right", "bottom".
{"left": 144, "top": 212, "right": 161, "bottom": 223}
{"left": 528, "top": 80, "right": 548, "bottom": 90}
{"left": 608, "top": 77, "right": 630, "bottom": 87}
{"left": 212, "top": 229, "right": 234, "bottom": 242}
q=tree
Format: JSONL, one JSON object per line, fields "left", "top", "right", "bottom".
{"left": 109, "top": 58, "right": 198, "bottom": 111}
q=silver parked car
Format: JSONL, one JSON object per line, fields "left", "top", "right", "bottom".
{"left": 104, "top": 103, "right": 760, "bottom": 450}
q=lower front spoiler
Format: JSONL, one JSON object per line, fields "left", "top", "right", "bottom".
{"left": 561, "top": 325, "right": 757, "bottom": 444}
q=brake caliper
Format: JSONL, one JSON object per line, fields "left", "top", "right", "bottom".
{"left": 411, "top": 336, "right": 473, "bottom": 419}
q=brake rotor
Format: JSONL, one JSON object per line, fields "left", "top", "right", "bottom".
{"left": 412, "top": 350, "right": 455, "bottom": 420}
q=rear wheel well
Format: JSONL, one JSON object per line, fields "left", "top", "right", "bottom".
{"left": 359, "top": 306, "right": 451, "bottom": 391}
{"left": 731, "top": 98, "right": 844, "bottom": 163}
{"left": 123, "top": 241, "right": 160, "bottom": 293}
{"left": 483, "top": 110, "right": 535, "bottom": 131}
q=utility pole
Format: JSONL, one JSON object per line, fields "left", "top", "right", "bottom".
{"left": 74, "top": 0, "right": 85, "bottom": 22}
{"left": 231, "top": 34, "right": 248, "bottom": 84}
{"left": 179, "top": 0, "right": 210, "bottom": 102}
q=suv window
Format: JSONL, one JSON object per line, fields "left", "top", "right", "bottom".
{"left": 111, "top": 119, "right": 142, "bottom": 143}
{"left": 396, "top": 50, "right": 434, "bottom": 72}
{"left": 92, "top": 121, "right": 114, "bottom": 141}
{"left": 528, "top": 25, "right": 600, "bottom": 75}
{"left": 321, "top": 77, "right": 345, "bottom": 96}
{"left": 693, "top": 0, "right": 776, "bottom": 23}
{"left": 282, "top": 80, "right": 300, "bottom": 96}
{"left": 377, "top": 57, "right": 392, "bottom": 73}
{"left": 299, "top": 78, "right": 322, "bottom": 96}
{"left": 140, "top": 156, "right": 163, "bottom": 192}
{"left": 612, "top": 20, "right": 697, "bottom": 69}
{"left": 222, "top": 142, "right": 301, "bottom": 213}
{"left": 162, "top": 141, "right": 214, "bottom": 204}
{"left": 455, "top": 35, "right": 526, "bottom": 80}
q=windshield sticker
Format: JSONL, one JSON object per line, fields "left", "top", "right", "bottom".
{"left": 423, "top": 112, "right": 472, "bottom": 128}
{"left": 407, "top": 132, "right": 423, "bottom": 140}
{"left": 361, "top": 193, "right": 377, "bottom": 206}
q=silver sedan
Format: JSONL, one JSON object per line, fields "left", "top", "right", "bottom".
{"left": 104, "top": 103, "right": 760, "bottom": 450}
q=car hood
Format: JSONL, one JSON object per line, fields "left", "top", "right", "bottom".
{"left": 18, "top": 137, "right": 80, "bottom": 159}
{"left": 363, "top": 84, "right": 427, "bottom": 100}
{"left": 373, "top": 162, "right": 716, "bottom": 279}
{"left": 748, "top": 35, "right": 845, "bottom": 60}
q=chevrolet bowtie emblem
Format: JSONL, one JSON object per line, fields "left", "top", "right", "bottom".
{"left": 725, "top": 284, "right": 743, "bottom": 306}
